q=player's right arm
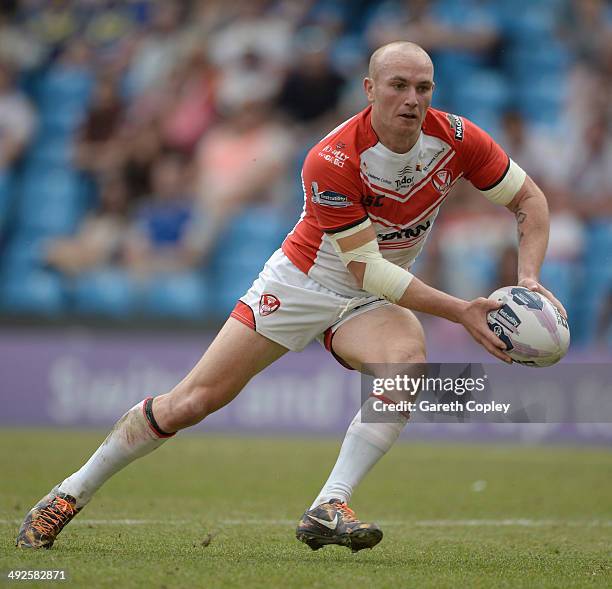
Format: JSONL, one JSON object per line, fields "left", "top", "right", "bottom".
{"left": 328, "top": 220, "right": 512, "bottom": 363}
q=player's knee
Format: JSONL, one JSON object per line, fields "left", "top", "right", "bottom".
{"left": 184, "top": 384, "right": 231, "bottom": 423}
{"left": 165, "top": 383, "right": 231, "bottom": 429}
{"left": 385, "top": 346, "right": 426, "bottom": 365}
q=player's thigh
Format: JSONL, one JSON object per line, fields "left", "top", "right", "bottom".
{"left": 157, "top": 318, "right": 288, "bottom": 424}
{"left": 333, "top": 304, "right": 426, "bottom": 369}
{"left": 332, "top": 305, "right": 427, "bottom": 403}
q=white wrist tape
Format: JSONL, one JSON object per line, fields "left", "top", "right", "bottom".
{"left": 328, "top": 219, "right": 414, "bottom": 303}
{"left": 480, "top": 159, "right": 526, "bottom": 205}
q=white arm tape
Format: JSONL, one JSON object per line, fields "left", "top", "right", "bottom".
{"left": 480, "top": 159, "right": 526, "bottom": 205}
{"left": 328, "top": 219, "right": 414, "bottom": 303}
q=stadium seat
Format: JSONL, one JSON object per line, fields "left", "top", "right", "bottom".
{"left": 38, "top": 101, "right": 87, "bottom": 136}
{"left": 209, "top": 208, "right": 288, "bottom": 272}
{"left": 208, "top": 207, "right": 290, "bottom": 316}
{"left": 72, "top": 268, "right": 137, "bottom": 318}
{"left": 0, "top": 269, "right": 66, "bottom": 316}
{"left": 0, "top": 233, "right": 49, "bottom": 274}
{"left": 516, "top": 74, "right": 568, "bottom": 127}
{"left": 26, "top": 134, "right": 74, "bottom": 168}
{"left": 540, "top": 261, "right": 573, "bottom": 312}
{"left": 38, "top": 67, "right": 93, "bottom": 106}
{"left": 18, "top": 167, "right": 86, "bottom": 235}
{"left": 453, "top": 70, "right": 509, "bottom": 121}
{"left": 0, "top": 171, "right": 14, "bottom": 238}
{"left": 142, "top": 271, "right": 211, "bottom": 319}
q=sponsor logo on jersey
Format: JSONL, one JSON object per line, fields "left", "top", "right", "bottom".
{"left": 421, "top": 147, "right": 446, "bottom": 172}
{"left": 395, "top": 175, "right": 415, "bottom": 190}
{"left": 378, "top": 219, "right": 431, "bottom": 241}
{"left": 394, "top": 164, "right": 415, "bottom": 189}
{"left": 259, "top": 294, "right": 281, "bottom": 316}
{"left": 318, "top": 144, "right": 350, "bottom": 168}
{"left": 364, "top": 171, "right": 392, "bottom": 186}
{"left": 361, "top": 194, "right": 385, "bottom": 207}
{"left": 311, "top": 181, "right": 352, "bottom": 207}
{"left": 432, "top": 169, "right": 452, "bottom": 193}
{"left": 447, "top": 113, "right": 464, "bottom": 141}
{"left": 397, "top": 164, "right": 413, "bottom": 177}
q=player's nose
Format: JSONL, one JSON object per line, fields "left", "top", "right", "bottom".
{"left": 403, "top": 87, "right": 418, "bottom": 106}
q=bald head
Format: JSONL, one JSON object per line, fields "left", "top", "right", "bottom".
{"left": 363, "top": 41, "right": 435, "bottom": 153}
{"left": 368, "top": 42, "right": 433, "bottom": 80}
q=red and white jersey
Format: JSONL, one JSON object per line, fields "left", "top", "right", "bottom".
{"left": 282, "top": 105, "right": 511, "bottom": 297}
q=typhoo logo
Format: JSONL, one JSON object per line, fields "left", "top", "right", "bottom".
{"left": 395, "top": 163, "right": 414, "bottom": 190}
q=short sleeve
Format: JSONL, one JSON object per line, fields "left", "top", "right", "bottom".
{"left": 302, "top": 146, "right": 368, "bottom": 233}
{"left": 458, "top": 117, "right": 510, "bottom": 191}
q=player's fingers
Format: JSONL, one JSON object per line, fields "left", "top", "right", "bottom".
{"left": 483, "top": 338, "right": 512, "bottom": 363}
{"left": 538, "top": 285, "right": 568, "bottom": 319}
{"left": 520, "top": 280, "right": 568, "bottom": 319}
{"left": 476, "top": 329, "right": 511, "bottom": 360}
{"left": 530, "top": 283, "right": 568, "bottom": 319}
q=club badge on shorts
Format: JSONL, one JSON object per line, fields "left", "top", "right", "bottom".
{"left": 259, "top": 294, "right": 281, "bottom": 316}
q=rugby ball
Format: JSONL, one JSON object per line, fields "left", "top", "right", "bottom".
{"left": 487, "top": 286, "right": 570, "bottom": 367}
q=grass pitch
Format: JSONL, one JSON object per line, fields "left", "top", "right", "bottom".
{"left": 1, "top": 430, "right": 611, "bottom": 588}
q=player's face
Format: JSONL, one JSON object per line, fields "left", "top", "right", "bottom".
{"left": 365, "top": 54, "right": 434, "bottom": 149}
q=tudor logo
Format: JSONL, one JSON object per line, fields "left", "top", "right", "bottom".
{"left": 432, "top": 169, "right": 452, "bottom": 193}
{"left": 259, "top": 294, "right": 281, "bottom": 316}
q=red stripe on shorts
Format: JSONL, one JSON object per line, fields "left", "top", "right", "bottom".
{"left": 230, "top": 300, "right": 256, "bottom": 330}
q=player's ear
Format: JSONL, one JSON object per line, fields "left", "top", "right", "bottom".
{"left": 364, "top": 77, "right": 375, "bottom": 103}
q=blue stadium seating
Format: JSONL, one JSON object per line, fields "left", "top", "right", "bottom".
{"left": 540, "top": 260, "right": 574, "bottom": 312}
{"left": 17, "top": 166, "right": 86, "bottom": 236}
{"left": 38, "top": 67, "right": 93, "bottom": 106}
{"left": 0, "top": 171, "right": 13, "bottom": 238}
{"left": 26, "top": 133, "right": 74, "bottom": 168}
{"left": 0, "top": 233, "right": 49, "bottom": 275}
{"left": 209, "top": 206, "right": 291, "bottom": 315}
{"left": 570, "top": 222, "right": 612, "bottom": 342}
{"left": 72, "top": 268, "right": 137, "bottom": 318}
{"left": 516, "top": 74, "right": 568, "bottom": 127}
{"left": 36, "top": 66, "right": 93, "bottom": 136}
{"left": 142, "top": 271, "right": 211, "bottom": 319}
{"left": 453, "top": 70, "right": 509, "bottom": 119}
{"left": 1, "top": 269, "right": 66, "bottom": 315}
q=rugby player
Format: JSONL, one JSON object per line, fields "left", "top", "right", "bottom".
{"left": 17, "top": 42, "right": 565, "bottom": 552}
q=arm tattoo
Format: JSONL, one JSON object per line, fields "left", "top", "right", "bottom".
{"left": 516, "top": 209, "right": 527, "bottom": 243}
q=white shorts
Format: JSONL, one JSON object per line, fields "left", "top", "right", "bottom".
{"left": 230, "top": 249, "right": 391, "bottom": 366}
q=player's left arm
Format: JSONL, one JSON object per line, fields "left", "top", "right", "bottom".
{"left": 504, "top": 175, "right": 567, "bottom": 317}
{"left": 459, "top": 117, "right": 567, "bottom": 318}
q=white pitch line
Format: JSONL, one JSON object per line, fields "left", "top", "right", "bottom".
{"left": 2, "top": 518, "right": 611, "bottom": 527}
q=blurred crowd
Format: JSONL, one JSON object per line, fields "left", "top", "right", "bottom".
{"left": 0, "top": 0, "right": 611, "bottom": 347}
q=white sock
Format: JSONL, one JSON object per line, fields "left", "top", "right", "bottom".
{"left": 309, "top": 397, "right": 408, "bottom": 509}
{"left": 58, "top": 398, "right": 173, "bottom": 507}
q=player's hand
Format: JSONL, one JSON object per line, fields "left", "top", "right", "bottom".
{"left": 459, "top": 298, "right": 513, "bottom": 364}
{"left": 518, "top": 278, "right": 567, "bottom": 319}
